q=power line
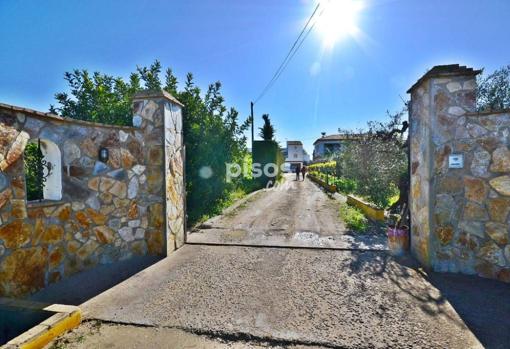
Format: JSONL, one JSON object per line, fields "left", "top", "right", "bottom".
{"left": 254, "top": 2, "right": 322, "bottom": 104}
{"left": 268, "top": 7, "right": 324, "bottom": 94}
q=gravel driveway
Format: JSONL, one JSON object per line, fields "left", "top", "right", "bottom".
{"left": 188, "top": 174, "right": 387, "bottom": 250}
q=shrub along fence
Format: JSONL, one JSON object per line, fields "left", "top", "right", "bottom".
{"left": 308, "top": 161, "right": 399, "bottom": 208}
{"left": 308, "top": 161, "right": 388, "bottom": 221}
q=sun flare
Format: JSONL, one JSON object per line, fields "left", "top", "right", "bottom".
{"left": 315, "top": 0, "right": 364, "bottom": 48}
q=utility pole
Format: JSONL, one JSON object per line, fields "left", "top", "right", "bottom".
{"left": 251, "top": 101, "right": 254, "bottom": 151}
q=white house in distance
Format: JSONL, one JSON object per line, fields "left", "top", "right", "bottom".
{"left": 284, "top": 140, "right": 309, "bottom": 171}
{"left": 313, "top": 133, "right": 359, "bottom": 161}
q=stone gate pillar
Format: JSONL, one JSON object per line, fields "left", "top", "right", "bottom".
{"left": 407, "top": 65, "right": 480, "bottom": 269}
{"left": 132, "top": 90, "right": 185, "bottom": 255}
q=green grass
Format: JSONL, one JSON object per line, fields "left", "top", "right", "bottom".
{"left": 228, "top": 188, "right": 248, "bottom": 202}
{"left": 339, "top": 203, "right": 369, "bottom": 233}
{"left": 387, "top": 193, "right": 400, "bottom": 208}
{"left": 191, "top": 185, "right": 258, "bottom": 225}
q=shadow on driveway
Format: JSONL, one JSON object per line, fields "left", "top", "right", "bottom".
{"left": 28, "top": 255, "right": 162, "bottom": 306}
{"left": 348, "top": 251, "right": 510, "bottom": 349}
{"left": 427, "top": 272, "right": 510, "bottom": 349}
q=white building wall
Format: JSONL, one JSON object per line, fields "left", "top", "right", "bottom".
{"left": 40, "top": 139, "right": 62, "bottom": 201}
{"left": 285, "top": 143, "right": 304, "bottom": 162}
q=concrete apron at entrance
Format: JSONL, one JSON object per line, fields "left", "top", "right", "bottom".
{"left": 187, "top": 174, "right": 388, "bottom": 251}
{"left": 77, "top": 244, "right": 482, "bottom": 348}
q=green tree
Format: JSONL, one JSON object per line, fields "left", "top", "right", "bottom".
{"left": 337, "top": 109, "right": 408, "bottom": 208}
{"left": 477, "top": 65, "right": 510, "bottom": 111}
{"left": 176, "top": 73, "right": 250, "bottom": 222}
{"left": 50, "top": 70, "right": 142, "bottom": 125}
{"left": 137, "top": 60, "right": 162, "bottom": 91}
{"left": 258, "top": 114, "right": 275, "bottom": 141}
{"left": 51, "top": 61, "right": 252, "bottom": 224}
{"left": 164, "top": 68, "right": 178, "bottom": 96}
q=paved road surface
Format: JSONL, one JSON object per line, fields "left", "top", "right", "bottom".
{"left": 47, "top": 245, "right": 487, "bottom": 349}
{"left": 188, "top": 174, "right": 387, "bottom": 250}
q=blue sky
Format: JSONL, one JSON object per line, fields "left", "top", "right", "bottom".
{"left": 1, "top": 0, "right": 509, "bottom": 154}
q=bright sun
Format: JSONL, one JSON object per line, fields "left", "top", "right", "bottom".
{"left": 315, "top": 0, "right": 364, "bottom": 47}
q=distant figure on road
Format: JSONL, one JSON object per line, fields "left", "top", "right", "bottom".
{"left": 301, "top": 165, "right": 307, "bottom": 181}
{"left": 295, "top": 164, "right": 301, "bottom": 181}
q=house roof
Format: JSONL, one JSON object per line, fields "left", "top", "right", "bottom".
{"left": 313, "top": 134, "right": 362, "bottom": 145}
{"left": 407, "top": 64, "right": 481, "bottom": 93}
{"left": 287, "top": 141, "right": 303, "bottom": 145}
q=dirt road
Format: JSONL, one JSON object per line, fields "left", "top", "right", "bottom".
{"left": 188, "top": 174, "right": 387, "bottom": 249}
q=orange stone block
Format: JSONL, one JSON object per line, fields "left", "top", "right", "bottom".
{"left": 88, "top": 177, "right": 100, "bottom": 191}
{"left": 49, "top": 246, "right": 64, "bottom": 269}
{"left": 464, "top": 177, "right": 489, "bottom": 204}
{"left": 76, "top": 240, "right": 99, "bottom": 260}
{"left": 75, "top": 211, "right": 92, "bottom": 228}
{"left": 85, "top": 208, "right": 107, "bottom": 225}
{"left": 42, "top": 225, "right": 64, "bottom": 244}
{"left": 148, "top": 203, "right": 164, "bottom": 229}
{"left": 93, "top": 226, "right": 115, "bottom": 244}
{"left": 436, "top": 226, "right": 454, "bottom": 245}
{"left": 146, "top": 229, "right": 164, "bottom": 255}
{"left": 66, "top": 240, "right": 81, "bottom": 254}
{"left": 11, "top": 199, "right": 27, "bottom": 219}
{"left": 27, "top": 207, "right": 45, "bottom": 219}
{"left": 0, "top": 220, "right": 31, "bottom": 248}
{"left": 0, "top": 246, "right": 48, "bottom": 297}
{"left": 32, "top": 217, "right": 45, "bottom": 244}
{"left": 121, "top": 148, "right": 136, "bottom": 168}
{"left": 127, "top": 201, "right": 138, "bottom": 219}
{"left": 488, "top": 197, "right": 510, "bottom": 223}
{"left": 0, "top": 188, "right": 12, "bottom": 210}
{"left": 55, "top": 205, "right": 72, "bottom": 221}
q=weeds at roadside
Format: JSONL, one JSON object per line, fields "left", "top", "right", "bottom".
{"left": 49, "top": 342, "right": 68, "bottom": 349}
{"left": 48, "top": 321, "right": 103, "bottom": 349}
{"left": 339, "top": 203, "right": 369, "bottom": 232}
{"left": 90, "top": 320, "right": 102, "bottom": 331}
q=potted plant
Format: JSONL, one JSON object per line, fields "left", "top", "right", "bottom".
{"left": 386, "top": 206, "right": 409, "bottom": 255}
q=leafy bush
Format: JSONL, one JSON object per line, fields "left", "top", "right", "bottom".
{"left": 337, "top": 109, "right": 408, "bottom": 208}
{"left": 308, "top": 161, "right": 336, "bottom": 174}
{"left": 24, "top": 142, "right": 44, "bottom": 201}
{"left": 338, "top": 138, "right": 405, "bottom": 208}
{"left": 51, "top": 60, "right": 254, "bottom": 226}
{"left": 310, "top": 159, "right": 400, "bottom": 207}
{"left": 50, "top": 70, "right": 142, "bottom": 126}
{"left": 333, "top": 177, "right": 357, "bottom": 194}
{"left": 339, "top": 203, "right": 368, "bottom": 232}
{"left": 477, "top": 65, "right": 510, "bottom": 112}
{"left": 309, "top": 162, "right": 356, "bottom": 194}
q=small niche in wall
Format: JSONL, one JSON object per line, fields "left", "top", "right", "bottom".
{"left": 23, "top": 139, "right": 62, "bottom": 202}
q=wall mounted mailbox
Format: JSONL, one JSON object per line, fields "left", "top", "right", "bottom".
{"left": 448, "top": 154, "right": 464, "bottom": 169}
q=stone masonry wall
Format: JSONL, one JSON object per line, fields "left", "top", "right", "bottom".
{"left": 133, "top": 91, "right": 185, "bottom": 254}
{"left": 409, "top": 64, "right": 510, "bottom": 283}
{"left": 409, "top": 73, "right": 433, "bottom": 267}
{"left": 0, "top": 90, "right": 184, "bottom": 297}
